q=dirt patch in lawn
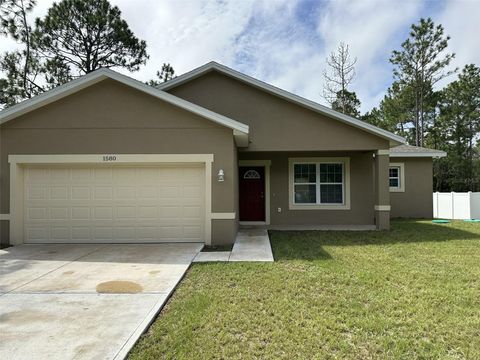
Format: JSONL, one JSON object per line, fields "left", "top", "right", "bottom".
{"left": 96, "top": 281, "right": 143, "bottom": 294}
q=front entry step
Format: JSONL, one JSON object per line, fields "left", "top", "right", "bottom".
{"left": 193, "top": 229, "right": 274, "bottom": 262}
{"left": 230, "top": 229, "right": 273, "bottom": 262}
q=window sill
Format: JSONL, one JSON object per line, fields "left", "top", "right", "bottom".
{"left": 289, "top": 204, "right": 351, "bottom": 210}
{"left": 389, "top": 188, "right": 405, "bottom": 193}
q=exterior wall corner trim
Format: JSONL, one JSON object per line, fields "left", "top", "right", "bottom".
{"left": 0, "top": 214, "right": 10, "bottom": 221}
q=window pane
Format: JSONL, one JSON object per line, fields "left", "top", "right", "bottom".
{"left": 320, "top": 184, "right": 343, "bottom": 203}
{"left": 294, "top": 164, "right": 316, "bottom": 183}
{"left": 294, "top": 184, "right": 316, "bottom": 203}
{"left": 320, "top": 163, "right": 343, "bottom": 183}
{"left": 390, "top": 178, "right": 399, "bottom": 187}
{"left": 389, "top": 168, "right": 399, "bottom": 177}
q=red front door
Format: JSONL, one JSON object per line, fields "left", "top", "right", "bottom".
{"left": 239, "top": 166, "right": 265, "bottom": 221}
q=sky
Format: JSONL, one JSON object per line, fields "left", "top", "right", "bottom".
{"left": 1, "top": 0, "right": 479, "bottom": 112}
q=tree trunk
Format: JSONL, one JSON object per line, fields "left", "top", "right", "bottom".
{"left": 419, "top": 85, "right": 424, "bottom": 147}
{"left": 21, "top": 0, "right": 30, "bottom": 98}
{"left": 415, "top": 90, "right": 420, "bottom": 146}
{"left": 468, "top": 120, "right": 473, "bottom": 191}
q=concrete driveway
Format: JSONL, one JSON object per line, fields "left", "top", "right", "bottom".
{"left": 0, "top": 243, "right": 202, "bottom": 360}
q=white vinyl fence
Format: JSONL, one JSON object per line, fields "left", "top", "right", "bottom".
{"left": 433, "top": 192, "right": 480, "bottom": 220}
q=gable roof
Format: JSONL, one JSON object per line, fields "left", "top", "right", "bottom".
{"left": 159, "top": 61, "right": 405, "bottom": 146}
{"left": 0, "top": 68, "right": 249, "bottom": 146}
{"left": 390, "top": 144, "right": 446, "bottom": 158}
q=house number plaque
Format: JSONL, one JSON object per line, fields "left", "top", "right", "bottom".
{"left": 102, "top": 155, "right": 117, "bottom": 161}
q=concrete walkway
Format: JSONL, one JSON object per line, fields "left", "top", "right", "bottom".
{"left": 0, "top": 243, "right": 202, "bottom": 360}
{"left": 193, "top": 229, "right": 274, "bottom": 262}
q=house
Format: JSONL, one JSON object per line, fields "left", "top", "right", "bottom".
{"left": 0, "top": 62, "right": 446, "bottom": 247}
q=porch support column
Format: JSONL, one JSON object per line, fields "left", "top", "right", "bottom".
{"left": 375, "top": 150, "right": 390, "bottom": 230}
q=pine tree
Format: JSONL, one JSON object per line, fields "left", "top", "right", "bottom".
{"left": 33, "top": 0, "right": 149, "bottom": 76}
{"left": 361, "top": 82, "right": 414, "bottom": 140}
{"left": 147, "top": 63, "right": 175, "bottom": 87}
{"left": 0, "top": 0, "right": 44, "bottom": 107}
{"left": 390, "top": 18, "right": 456, "bottom": 146}
{"left": 435, "top": 64, "right": 480, "bottom": 191}
{"left": 0, "top": 0, "right": 150, "bottom": 108}
{"left": 331, "top": 89, "right": 361, "bottom": 117}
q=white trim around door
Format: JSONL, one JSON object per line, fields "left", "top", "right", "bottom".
{"left": 8, "top": 154, "right": 214, "bottom": 245}
{"left": 238, "top": 160, "right": 271, "bottom": 225}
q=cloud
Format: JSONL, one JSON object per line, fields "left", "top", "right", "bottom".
{"left": 0, "top": 0, "right": 478, "bottom": 113}
{"left": 435, "top": 0, "right": 480, "bottom": 87}
{"left": 223, "top": 0, "right": 423, "bottom": 111}
{"left": 111, "top": 0, "right": 257, "bottom": 80}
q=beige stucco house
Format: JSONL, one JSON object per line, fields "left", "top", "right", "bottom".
{"left": 0, "top": 62, "right": 445, "bottom": 247}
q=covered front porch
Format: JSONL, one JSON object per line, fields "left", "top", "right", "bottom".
{"left": 237, "top": 150, "right": 391, "bottom": 230}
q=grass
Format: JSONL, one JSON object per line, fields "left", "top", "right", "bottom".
{"left": 129, "top": 220, "right": 480, "bottom": 360}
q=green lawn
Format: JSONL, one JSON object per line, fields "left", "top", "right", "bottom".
{"left": 129, "top": 220, "right": 480, "bottom": 360}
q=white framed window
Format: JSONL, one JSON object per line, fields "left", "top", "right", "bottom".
{"left": 389, "top": 162, "right": 405, "bottom": 192}
{"left": 289, "top": 157, "right": 350, "bottom": 210}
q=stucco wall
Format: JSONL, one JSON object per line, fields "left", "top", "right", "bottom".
{"left": 390, "top": 157, "right": 433, "bottom": 218}
{"left": 239, "top": 151, "right": 376, "bottom": 225}
{"left": 0, "top": 79, "right": 237, "bottom": 245}
{"left": 168, "top": 71, "right": 390, "bottom": 152}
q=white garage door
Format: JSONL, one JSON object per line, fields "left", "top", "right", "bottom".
{"left": 23, "top": 165, "right": 205, "bottom": 243}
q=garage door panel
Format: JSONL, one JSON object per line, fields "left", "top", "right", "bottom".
{"left": 72, "top": 207, "right": 91, "bottom": 220}
{"left": 71, "top": 186, "right": 91, "bottom": 200}
{"left": 51, "top": 227, "right": 70, "bottom": 240}
{"left": 159, "top": 206, "right": 182, "bottom": 218}
{"left": 24, "top": 165, "right": 205, "bottom": 243}
{"left": 93, "top": 168, "right": 113, "bottom": 182}
{"left": 26, "top": 227, "right": 48, "bottom": 242}
{"left": 138, "top": 206, "right": 158, "bottom": 219}
{"left": 159, "top": 226, "right": 183, "bottom": 239}
{"left": 137, "top": 227, "right": 157, "bottom": 240}
{"left": 50, "top": 207, "right": 70, "bottom": 220}
{"left": 50, "top": 168, "right": 70, "bottom": 182}
{"left": 27, "top": 208, "right": 47, "bottom": 220}
{"left": 114, "top": 227, "right": 136, "bottom": 240}
{"left": 49, "top": 186, "right": 69, "bottom": 200}
{"left": 159, "top": 186, "right": 182, "bottom": 198}
{"left": 113, "top": 187, "right": 135, "bottom": 200}
{"left": 184, "top": 226, "right": 203, "bottom": 239}
{"left": 72, "top": 227, "right": 91, "bottom": 240}
{"left": 93, "top": 227, "right": 114, "bottom": 240}
{"left": 116, "top": 206, "right": 137, "bottom": 219}
{"left": 28, "top": 168, "right": 48, "bottom": 182}
{"left": 27, "top": 186, "right": 47, "bottom": 200}
{"left": 183, "top": 206, "right": 202, "bottom": 218}
{"left": 93, "top": 187, "right": 113, "bottom": 200}
{"left": 70, "top": 168, "right": 92, "bottom": 181}
{"left": 137, "top": 187, "right": 157, "bottom": 199}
